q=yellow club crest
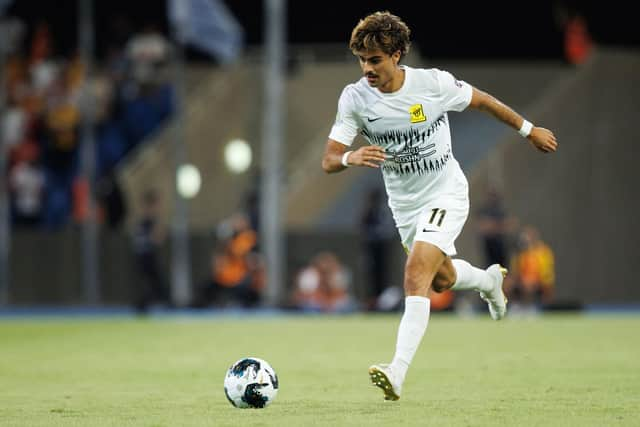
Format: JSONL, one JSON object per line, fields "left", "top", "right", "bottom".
{"left": 409, "top": 104, "right": 426, "bottom": 123}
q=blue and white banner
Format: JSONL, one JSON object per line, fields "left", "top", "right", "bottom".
{"left": 168, "top": 0, "right": 244, "bottom": 64}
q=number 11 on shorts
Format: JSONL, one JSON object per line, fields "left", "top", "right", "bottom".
{"left": 429, "top": 208, "right": 447, "bottom": 227}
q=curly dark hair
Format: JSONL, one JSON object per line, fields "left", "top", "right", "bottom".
{"left": 349, "top": 11, "right": 411, "bottom": 59}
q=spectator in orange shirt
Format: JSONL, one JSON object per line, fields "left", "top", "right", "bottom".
{"left": 195, "top": 213, "right": 264, "bottom": 308}
{"left": 505, "top": 226, "right": 555, "bottom": 312}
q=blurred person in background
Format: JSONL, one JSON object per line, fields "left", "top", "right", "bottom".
{"left": 131, "top": 189, "right": 170, "bottom": 313}
{"left": 9, "top": 155, "right": 45, "bottom": 227}
{"left": 475, "top": 188, "right": 515, "bottom": 268}
{"left": 504, "top": 225, "right": 555, "bottom": 314}
{"left": 194, "top": 213, "right": 264, "bottom": 308}
{"left": 290, "top": 251, "right": 355, "bottom": 313}
{"left": 121, "top": 23, "right": 174, "bottom": 145}
{"left": 321, "top": 11, "right": 558, "bottom": 401}
{"left": 125, "top": 23, "right": 170, "bottom": 87}
{"left": 360, "top": 188, "right": 391, "bottom": 310}
{"left": 553, "top": 1, "right": 594, "bottom": 65}
{"left": 2, "top": 96, "right": 27, "bottom": 152}
{"left": 95, "top": 170, "right": 127, "bottom": 230}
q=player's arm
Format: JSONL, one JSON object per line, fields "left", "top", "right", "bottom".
{"left": 322, "top": 139, "right": 386, "bottom": 173}
{"left": 468, "top": 87, "right": 558, "bottom": 153}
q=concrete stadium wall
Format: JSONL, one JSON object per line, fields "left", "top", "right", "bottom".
{"left": 8, "top": 230, "right": 397, "bottom": 307}
{"left": 8, "top": 230, "right": 212, "bottom": 305}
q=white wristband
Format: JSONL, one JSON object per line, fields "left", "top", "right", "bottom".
{"left": 519, "top": 120, "right": 533, "bottom": 138}
{"left": 341, "top": 151, "right": 353, "bottom": 167}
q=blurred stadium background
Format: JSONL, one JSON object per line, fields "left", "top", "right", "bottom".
{"left": 2, "top": 2, "right": 640, "bottom": 426}
{"left": 0, "top": 0, "right": 639, "bottom": 313}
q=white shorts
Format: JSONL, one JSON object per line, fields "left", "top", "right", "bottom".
{"left": 395, "top": 194, "right": 469, "bottom": 256}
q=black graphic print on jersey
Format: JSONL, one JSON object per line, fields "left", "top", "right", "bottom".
{"left": 361, "top": 115, "right": 450, "bottom": 176}
{"left": 381, "top": 147, "right": 452, "bottom": 176}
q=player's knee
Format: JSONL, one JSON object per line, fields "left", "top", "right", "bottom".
{"left": 431, "top": 268, "right": 455, "bottom": 293}
{"left": 431, "top": 276, "right": 451, "bottom": 293}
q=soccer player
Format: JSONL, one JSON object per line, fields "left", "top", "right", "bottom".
{"left": 321, "top": 11, "right": 558, "bottom": 401}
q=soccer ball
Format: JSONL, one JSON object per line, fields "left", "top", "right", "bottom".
{"left": 224, "top": 357, "right": 279, "bottom": 408}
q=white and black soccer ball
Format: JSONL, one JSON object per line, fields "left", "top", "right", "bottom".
{"left": 224, "top": 357, "right": 279, "bottom": 408}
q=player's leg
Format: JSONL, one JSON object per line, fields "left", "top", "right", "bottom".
{"left": 432, "top": 257, "right": 508, "bottom": 320}
{"left": 433, "top": 257, "right": 489, "bottom": 292}
{"left": 369, "top": 241, "right": 445, "bottom": 401}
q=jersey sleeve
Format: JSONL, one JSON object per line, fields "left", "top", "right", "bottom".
{"left": 328, "top": 86, "right": 360, "bottom": 146}
{"left": 435, "top": 69, "right": 473, "bottom": 112}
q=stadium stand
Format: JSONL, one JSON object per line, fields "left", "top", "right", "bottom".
{"left": 8, "top": 47, "right": 640, "bottom": 307}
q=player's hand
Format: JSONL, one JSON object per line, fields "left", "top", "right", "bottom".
{"left": 347, "top": 145, "right": 386, "bottom": 168}
{"left": 528, "top": 127, "right": 558, "bottom": 153}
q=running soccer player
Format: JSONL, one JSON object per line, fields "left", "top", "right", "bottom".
{"left": 321, "top": 11, "right": 558, "bottom": 401}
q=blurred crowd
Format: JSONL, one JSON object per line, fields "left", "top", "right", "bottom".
{"left": 2, "top": 19, "right": 174, "bottom": 229}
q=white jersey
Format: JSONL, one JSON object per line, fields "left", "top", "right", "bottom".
{"left": 329, "top": 65, "right": 472, "bottom": 224}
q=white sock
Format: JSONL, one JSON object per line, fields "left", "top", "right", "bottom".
{"left": 451, "top": 259, "right": 492, "bottom": 293}
{"left": 390, "top": 296, "right": 430, "bottom": 384}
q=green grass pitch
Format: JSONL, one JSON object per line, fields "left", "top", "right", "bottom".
{"left": 1, "top": 313, "right": 639, "bottom": 426}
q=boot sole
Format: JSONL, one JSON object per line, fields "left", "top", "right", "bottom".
{"left": 369, "top": 366, "right": 400, "bottom": 401}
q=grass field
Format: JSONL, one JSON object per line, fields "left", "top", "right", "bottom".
{"left": 1, "top": 312, "right": 639, "bottom": 426}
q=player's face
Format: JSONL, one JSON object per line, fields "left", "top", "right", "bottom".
{"left": 355, "top": 49, "right": 401, "bottom": 91}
